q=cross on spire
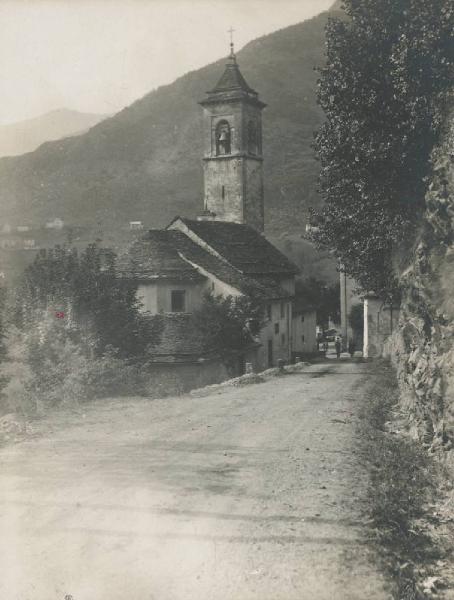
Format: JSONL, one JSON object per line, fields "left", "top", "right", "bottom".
{"left": 228, "top": 26, "right": 235, "bottom": 56}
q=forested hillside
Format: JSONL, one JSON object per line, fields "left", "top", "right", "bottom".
{"left": 0, "top": 5, "right": 341, "bottom": 235}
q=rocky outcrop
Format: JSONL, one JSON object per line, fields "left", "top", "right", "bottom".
{"left": 385, "top": 105, "right": 454, "bottom": 451}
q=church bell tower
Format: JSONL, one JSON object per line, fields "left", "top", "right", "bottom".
{"left": 199, "top": 42, "right": 266, "bottom": 232}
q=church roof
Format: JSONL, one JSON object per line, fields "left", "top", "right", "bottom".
{"left": 211, "top": 55, "right": 256, "bottom": 94}
{"left": 172, "top": 218, "right": 299, "bottom": 278}
{"left": 117, "top": 230, "right": 205, "bottom": 282}
{"left": 119, "top": 225, "right": 294, "bottom": 300}
{"left": 200, "top": 54, "right": 266, "bottom": 108}
{"left": 149, "top": 313, "right": 205, "bottom": 359}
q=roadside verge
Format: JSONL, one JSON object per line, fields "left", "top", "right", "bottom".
{"left": 356, "top": 361, "right": 454, "bottom": 599}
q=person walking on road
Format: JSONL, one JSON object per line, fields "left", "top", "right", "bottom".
{"left": 348, "top": 338, "right": 356, "bottom": 358}
{"left": 335, "top": 338, "right": 341, "bottom": 359}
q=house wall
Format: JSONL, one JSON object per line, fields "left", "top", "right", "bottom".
{"left": 145, "top": 359, "right": 230, "bottom": 396}
{"left": 137, "top": 281, "right": 204, "bottom": 314}
{"left": 256, "top": 298, "right": 293, "bottom": 369}
{"left": 292, "top": 310, "right": 317, "bottom": 356}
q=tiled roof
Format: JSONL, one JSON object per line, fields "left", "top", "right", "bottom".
{"left": 200, "top": 56, "right": 266, "bottom": 109}
{"left": 148, "top": 313, "right": 260, "bottom": 362}
{"left": 119, "top": 226, "right": 292, "bottom": 300}
{"left": 174, "top": 235, "right": 291, "bottom": 300}
{"left": 117, "top": 230, "right": 205, "bottom": 282}
{"left": 150, "top": 313, "right": 204, "bottom": 359}
{"left": 174, "top": 218, "right": 299, "bottom": 277}
{"left": 210, "top": 56, "right": 256, "bottom": 94}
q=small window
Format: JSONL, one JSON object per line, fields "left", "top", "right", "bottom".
{"left": 274, "top": 323, "right": 279, "bottom": 335}
{"left": 280, "top": 302, "right": 285, "bottom": 319}
{"left": 171, "top": 290, "right": 186, "bottom": 312}
{"left": 266, "top": 304, "right": 272, "bottom": 320}
{"left": 281, "top": 333, "right": 286, "bottom": 345}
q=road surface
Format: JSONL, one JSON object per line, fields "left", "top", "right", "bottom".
{"left": 0, "top": 361, "right": 388, "bottom": 600}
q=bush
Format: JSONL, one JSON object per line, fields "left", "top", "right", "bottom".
{"left": 0, "top": 313, "right": 150, "bottom": 416}
{"left": 191, "top": 291, "right": 265, "bottom": 373}
{"left": 15, "top": 244, "right": 162, "bottom": 358}
{"left": 357, "top": 364, "right": 440, "bottom": 598}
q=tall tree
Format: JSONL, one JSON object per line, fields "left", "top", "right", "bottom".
{"left": 313, "top": 0, "right": 454, "bottom": 298}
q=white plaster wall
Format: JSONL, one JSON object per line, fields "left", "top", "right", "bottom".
{"left": 292, "top": 310, "right": 317, "bottom": 355}
{"left": 137, "top": 284, "right": 158, "bottom": 313}
{"left": 257, "top": 299, "right": 293, "bottom": 369}
{"left": 137, "top": 281, "right": 204, "bottom": 314}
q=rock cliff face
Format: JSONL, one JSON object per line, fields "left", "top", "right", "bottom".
{"left": 385, "top": 106, "right": 454, "bottom": 451}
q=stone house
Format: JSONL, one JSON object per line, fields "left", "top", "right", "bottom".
{"left": 120, "top": 46, "right": 317, "bottom": 387}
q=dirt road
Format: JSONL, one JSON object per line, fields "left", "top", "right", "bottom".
{"left": 0, "top": 362, "right": 388, "bottom": 600}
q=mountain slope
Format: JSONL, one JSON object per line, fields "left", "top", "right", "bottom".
{"left": 0, "top": 109, "right": 108, "bottom": 158}
{"left": 0, "top": 6, "right": 341, "bottom": 234}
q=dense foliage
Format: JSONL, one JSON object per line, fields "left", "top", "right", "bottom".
{"left": 0, "top": 319, "right": 152, "bottom": 415}
{"left": 14, "top": 244, "right": 161, "bottom": 358}
{"left": 0, "top": 8, "right": 339, "bottom": 236}
{"left": 0, "top": 245, "right": 164, "bottom": 415}
{"left": 192, "top": 291, "right": 265, "bottom": 373}
{"left": 314, "top": 0, "right": 454, "bottom": 298}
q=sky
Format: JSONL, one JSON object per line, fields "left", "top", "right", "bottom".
{"left": 0, "top": 0, "right": 333, "bottom": 125}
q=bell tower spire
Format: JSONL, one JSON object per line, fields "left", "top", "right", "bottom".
{"left": 198, "top": 39, "right": 266, "bottom": 232}
{"left": 228, "top": 26, "right": 235, "bottom": 58}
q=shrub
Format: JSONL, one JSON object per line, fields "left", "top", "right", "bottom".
{"left": 0, "top": 313, "right": 151, "bottom": 416}
{"left": 357, "top": 365, "right": 440, "bottom": 598}
{"left": 14, "top": 244, "right": 162, "bottom": 358}
{"left": 192, "top": 291, "right": 265, "bottom": 373}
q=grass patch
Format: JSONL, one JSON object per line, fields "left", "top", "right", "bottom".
{"left": 357, "top": 361, "right": 445, "bottom": 599}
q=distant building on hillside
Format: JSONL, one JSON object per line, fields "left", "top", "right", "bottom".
{"left": 129, "top": 221, "right": 144, "bottom": 230}
{"left": 45, "top": 218, "right": 64, "bottom": 230}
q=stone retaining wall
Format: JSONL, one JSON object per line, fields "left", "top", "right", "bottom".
{"left": 384, "top": 106, "right": 454, "bottom": 451}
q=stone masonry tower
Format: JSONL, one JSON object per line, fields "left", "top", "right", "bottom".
{"left": 199, "top": 44, "right": 266, "bottom": 231}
